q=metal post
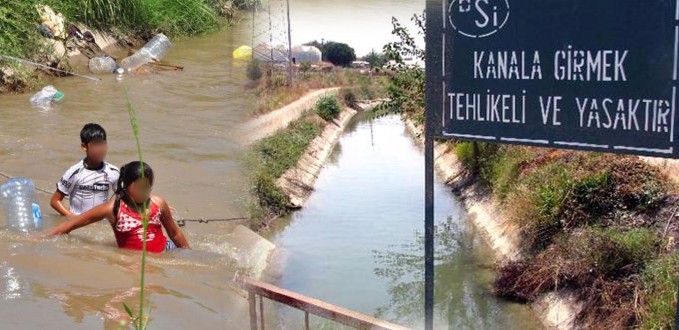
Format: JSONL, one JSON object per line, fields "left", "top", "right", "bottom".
{"left": 268, "top": 0, "right": 274, "bottom": 63}
{"left": 675, "top": 275, "right": 679, "bottom": 330}
{"left": 286, "top": 0, "right": 293, "bottom": 87}
{"left": 424, "top": 1, "right": 444, "bottom": 329}
{"left": 251, "top": 6, "right": 255, "bottom": 50}
{"left": 248, "top": 289, "right": 258, "bottom": 330}
{"left": 259, "top": 295, "right": 265, "bottom": 330}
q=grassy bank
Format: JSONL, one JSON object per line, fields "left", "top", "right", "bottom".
{"left": 0, "top": 0, "right": 256, "bottom": 93}
{"left": 452, "top": 145, "right": 678, "bottom": 328}
{"left": 245, "top": 93, "right": 356, "bottom": 229}
{"left": 249, "top": 67, "right": 388, "bottom": 116}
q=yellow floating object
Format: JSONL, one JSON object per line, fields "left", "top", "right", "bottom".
{"left": 233, "top": 45, "right": 252, "bottom": 60}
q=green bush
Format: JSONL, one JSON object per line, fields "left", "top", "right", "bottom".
{"left": 247, "top": 59, "right": 262, "bottom": 81}
{"left": 560, "top": 171, "right": 615, "bottom": 229}
{"left": 316, "top": 95, "right": 342, "bottom": 121}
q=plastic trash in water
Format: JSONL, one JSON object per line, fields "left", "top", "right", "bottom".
{"left": 1, "top": 178, "right": 43, "bottom": 233}
{"left": 89, "top": 56, "right": 117, "bottom": 74}
{"left": 29, "top": 85, "right": 63, "bottom": 106}
{"left": 233, "top": 45, "right": 252, "bottom": 60}
{"left": 119, "top": 33, "right": 172, "bottom": 72}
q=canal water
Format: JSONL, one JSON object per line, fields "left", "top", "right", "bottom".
{"left": 0, "top": 25, "right": 254, "bottom": 328}
{"left": 265, "top": 114, "right": 542, "bottom": 329}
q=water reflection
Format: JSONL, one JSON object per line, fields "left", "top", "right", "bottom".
{"left": 374, "top": 216, "right": 541, "bottom": 329}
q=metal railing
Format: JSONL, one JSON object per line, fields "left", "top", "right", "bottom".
{"left": 239, "top": 277, "right": 410, "bottom": 330}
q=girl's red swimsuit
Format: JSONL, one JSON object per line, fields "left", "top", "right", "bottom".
{"left": 113, "top": 199, "right": 167, "bottom": 253}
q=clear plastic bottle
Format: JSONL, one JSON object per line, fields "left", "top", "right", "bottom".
{"left": 88, "top": 56, "right": 117, "bottom": 73}
{"left": 1, "top": 178, "right": 43, "bottom": 232}
{"left": 119, "top": 33, "right": 172, "bottom": 72}
{"left": 29, "top": 86, "right": 58, "bottom": 105}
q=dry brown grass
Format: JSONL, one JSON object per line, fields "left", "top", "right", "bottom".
{"left": 249, "top": 67, "right": 387, "bottom": 116}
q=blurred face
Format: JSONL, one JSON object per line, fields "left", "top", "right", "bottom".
{"left": 82, "top": 139, "right": 108, "bottom": 164}
{"left": 128, "top": 178, "right": 153, "bottom": 204}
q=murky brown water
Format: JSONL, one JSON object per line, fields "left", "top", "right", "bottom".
{"left": 0, "top": 25, "right": 254, "bottom": 328}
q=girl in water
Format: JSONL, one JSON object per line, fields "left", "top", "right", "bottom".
{"left": 49, "top": 161, "right": 190, "bottom": 252}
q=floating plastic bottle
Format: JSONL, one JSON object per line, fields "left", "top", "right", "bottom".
{"left": 88, "top": 56, "right": 117, "bottom": 74}
{"left": 29, "top": 85, "right": 63, "bottom": 105}
{"left": 1, "top": 178, "right": 43, "bottom": 232}
{"left": 119, "top": 34, "right": 172, "bottom": 72}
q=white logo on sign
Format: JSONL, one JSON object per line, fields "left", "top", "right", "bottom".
{"left": 448, "top": 0, "right": 510, "bottom": 38}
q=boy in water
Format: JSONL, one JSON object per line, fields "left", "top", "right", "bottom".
{"left": 50, "top": 123, "right": 120, "bottom": 217}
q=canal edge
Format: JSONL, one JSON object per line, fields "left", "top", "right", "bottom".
{"left": 403, "top": 117, "right": 581, "bottom": 330}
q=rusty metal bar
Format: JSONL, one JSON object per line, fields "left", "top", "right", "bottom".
{"left": 248, "top": 289, "right": 257, "bottom": 330}
{"left": 239, "top": 277, "right": 410, "bottom": 330}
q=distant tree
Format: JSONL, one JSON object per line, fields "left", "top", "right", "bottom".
{"left": 323, "top": 42, "right": 356, "bottom": 67}
{"left": 362, "top": 49, "right": 388, "bottom": 68}
{"left": 303, "top": 40, "right": 357, "bottom": 66}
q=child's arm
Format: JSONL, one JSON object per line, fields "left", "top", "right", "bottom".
{"left": 48, "top": 200, "right": 113, "bottom": 235}
{"left": 53, "top": 167, "right": 78, "bottom": 217}
{"left": 155, "top": 197, "right": 190, "bottom": 249}
{"left": 50, "top": 190, "right": 75, "bottom": 217}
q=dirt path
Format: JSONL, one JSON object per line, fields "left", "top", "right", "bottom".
{"left": 239, "top": 87, "right": 340, "bottom": 145}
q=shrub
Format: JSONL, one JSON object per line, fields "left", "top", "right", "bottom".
{"left": 316, "top": 95, "right": 342, "bottom": 121}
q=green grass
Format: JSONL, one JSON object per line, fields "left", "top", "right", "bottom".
{"left": 45, "top": 0, "right": 143, "bottom": 32}
{"left": 640, "top": 253, "right": 679, "bottom": 330}
{"left": 481, "top": 148, "right": 674, "bottom": 326}
{"left": 592, "top": 228, "right": 661, "bottom": 276}
{"left": 0, "top": 2, "right": 44, "bottom": 58}
{"left": 0, "top": 1, "right": 52, "bottom": 92}
{"left": 43, "top": 0, "right": 225, "bottom": 36}
{"left": 136, "top": 0, "right": 222, "bottom": 37}
{"left": 246, "top": 119, "right": 323, "bottom": 226}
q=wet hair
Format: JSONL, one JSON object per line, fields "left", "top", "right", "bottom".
{"left": 114, "top": 161, "right": 154, "bottom": 200}
{"left": 80, "top": 123, "right": 107, "bottom": 145}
